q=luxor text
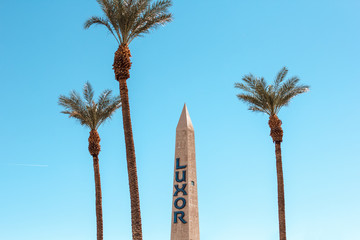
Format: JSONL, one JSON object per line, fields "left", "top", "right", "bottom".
{"left": 173, "top": 158, "right": 188, "bottom": 224}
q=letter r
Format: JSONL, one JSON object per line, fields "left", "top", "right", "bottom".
{"left": 174, "top": 211, "right": 187, "bottom": 224}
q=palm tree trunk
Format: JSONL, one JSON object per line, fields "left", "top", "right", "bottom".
{"left": 93, "top": 155, "right": 103, "bottom": 240}
{"left": 275, "top": 141, "right": 286, "bottom": 240}
{"left": 113, "top": 44, "right": 142, "bottom": 240}
{"left": 118, "top": 79, "right": 143, "bottom": 240}
{"left": 269, "top": 114, "right": 286, "bottom": 240}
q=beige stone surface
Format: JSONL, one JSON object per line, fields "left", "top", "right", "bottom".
{"left": 171, "top": 104, "right": 200, "bottom": 240}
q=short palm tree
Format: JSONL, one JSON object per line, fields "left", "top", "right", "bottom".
{"left": 235, "top": 67, "right": 309, "bottom": 240}
{"left": 59, "top": 82, "right": 121, "bottom": 240}
{"left": 84, "top": 1, "right": 172, "bottom": 239}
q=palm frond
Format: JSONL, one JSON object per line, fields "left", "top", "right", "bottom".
{"left": 97, "top": 96, "right": 121, "bottom": 128}
{"left": 83, "top": 82, "right": 95, "bottom": 105}
{"left": 241, "top": 74, "right": 257, "bottom": 91}
{"left": 274, "top": 67, "right": 288, "bottom": 90}
{"left": 97, "top": 0, "right": 117, "bottom": 22}
{"left": 248, "top": 106, "right": 268, "bottom": 113}
{"left": 59, "top": 83, "right": 121, "bottom": 130}
{"left": 59, "top": 93, "right": 89, "bottom": 126}
{"left": 97, "top": 89, "right": 112, "bottom": 109}
{"left": 235, "top": 67, "right": 309, "bottom": 116}
{"left": 276, "top": 85, "right": 309, "bottom": 108}
{"left": 84, "top": 16, "right": 120, "bottom": 44}
{"left": 85, "top": 0, "right": 173, "bottom": 45}
{"left": 278, "top": 76, "right": 300, "bottom": 97}
{"left": 236, "top": 94, "right": 271, "bottom": 115}
{"left": 129, "top": 13, "right": 172, "bottom": 41}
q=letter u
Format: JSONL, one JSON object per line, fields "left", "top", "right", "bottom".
{"left": 175, "top": 170, "right": 186, "bottom": 182}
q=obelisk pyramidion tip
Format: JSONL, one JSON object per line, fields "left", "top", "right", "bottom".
{"left": 176, "top": 104, "right": 194, "bottom": 131}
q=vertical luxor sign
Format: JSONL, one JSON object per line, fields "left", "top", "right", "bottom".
{"left": 173, "top": 158, "right": 187, "bottom": 224}
{"left": 171, "top": 104, "right": 200, "bottom": 240}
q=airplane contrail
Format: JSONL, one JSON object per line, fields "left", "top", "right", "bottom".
{"left": 12, "top": 164, "right": 49, "bottom": 167}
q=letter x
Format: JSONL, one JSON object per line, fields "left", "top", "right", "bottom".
{"left": 174, "top": 184, "right": 187, "bottom": 197}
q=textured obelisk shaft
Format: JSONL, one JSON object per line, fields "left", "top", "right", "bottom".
{"left": 171, "top": 105, "right": 200, "bottom": 240}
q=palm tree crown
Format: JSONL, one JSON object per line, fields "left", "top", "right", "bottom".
{"left": 84, "top": 0, "right": 173, "bottom": 45}
{"left": 235, "top": 67, "right": 309, "bottom": 116}
{"left": 59, "top": 82, "right": 121, "bottom": 130}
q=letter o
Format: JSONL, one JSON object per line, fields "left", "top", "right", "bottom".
{"left": 174, "top": 197, "right": 186, "bottom": 209}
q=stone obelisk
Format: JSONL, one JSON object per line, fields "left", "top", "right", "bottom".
{"left": 171, "top": 104, "right": 200, "bottom": 240}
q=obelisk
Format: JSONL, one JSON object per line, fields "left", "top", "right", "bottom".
{"left": 171, "top": 104, "right": 200, "bottom": 240}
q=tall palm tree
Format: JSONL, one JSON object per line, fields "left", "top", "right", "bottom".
{"left": 58, "top": 82, "right": 121, "bottom": 240}
{"left": 84, "top": 1, "right": 172, "bottom": 239}
{"left": 235, "top": 67, "right": 309, "bottom": 240}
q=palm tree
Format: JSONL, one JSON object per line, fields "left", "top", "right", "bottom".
{"left": 59, "top": 82, "right": 121, "bottom": 240}
{"left": 84, "top": 1, "right": 172, "bottom": 239}
{"left": 235, "top": 67, "right": 309, "bottom": 240}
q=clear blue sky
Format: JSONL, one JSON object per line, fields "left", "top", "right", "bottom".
{"left": 1, "top": 0, "right": 360, "bottom": 239}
